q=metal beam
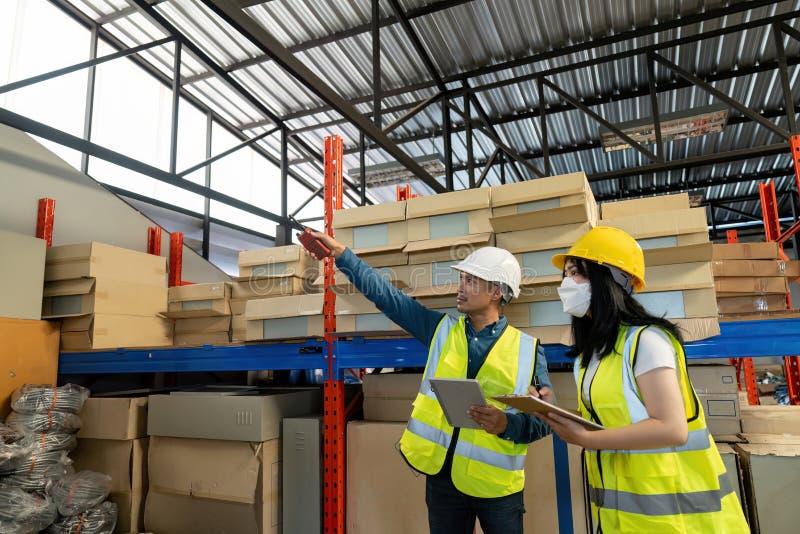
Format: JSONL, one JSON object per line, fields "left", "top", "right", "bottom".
{"left": 281, "top": 1, "right": 786, "bottom": 122}
{"left": 106, "top": 183, "right": 275, "bottom": 242}
{"left": 178, "top": 127, "right": 279, "bottom": 177}
{"left": 542, "top": 78, "right": 657, "bottom": 161}
{"left": 81, "top": 25, "right": 98, "bottom": 175}
{"left": 168, "top": 41, "right": 181, "bottom": 174}
{"left": 0, "top": 106, "right": 290, "bottom": 225}
{"left": 372, "top": 0, "right": 382, "bottom": 129}
{"left": 0, "top": 36, "right": 174, "bottom": 95}
{"left": 588, "top": 143, "right": 790, "bottom": 182}
{"left": 537, "top": 77, "right": 550, "bottom": 176}
{"left": 774, "top": 23, "right": 798, "bottom": 133}
{"left": 204, "top": 0, "right": 446, "bottom": 194}
{"left": 203, "top": 112, "right": 212, "bottom": 259}
{"left": 442, "top": 95, "right": 453, "bottom": 190}
{"left": 646, "top": 52, "right": 664, "bottom": 163}
{"left": 359, "top": 132, "right": 367, "bottom": 205}
{"left": 712, "top": 203, "right": 763, "bottom": 222}
{"left": 465, "top": 94, "right": 474, "bottom": 187}
{"left": 474, "top": 148, "right": 500, "bottom": 188}
{"left": 652, "top": 52, "right": 791, "bottom": 140}
{"left": 382, "top": 92, "right": 441, "bottom": 134}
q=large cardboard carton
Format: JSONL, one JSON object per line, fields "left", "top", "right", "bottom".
{"left": 716, "top": 443, "right": 747, "bottom": 517}
{"left": 0, "top": 318, "right": 59, "bottom": 418}
{"left": 490, "top": 172, "right": 598, "bottom": 231}
{"left": 145, "top": 436, "right": 281, "bottom": 534}
{"left": 311, "top": 264, "right": 413, "bottom": 293}
{"left": 0, "top": 230, "right": 46, "bottom": 320}
{"left": 740, "top": 405, "right": 800, "bottom": 435}
{"left": 600, "top": 208, "right": 709, "bottom": 241}
{"left": 405, "top": 188, "right": 492, "bottom": 242}
{"left": 714, "top": 276, "right": 790, "bottom": 296}
{"left": 362, "top": 373, "right": 421, "bottom": 422}
{"left": 147, "top": 388, "right": 322, "bottom": 441}
{"left": 601, "top": 192, "right": 690, "bottom": 219}
{"left": 404, "top": 232, "right": 494, "bottom": 265}
{"left": 643, "top": 262, "right": 714, "bottom": 292}
{"left": 643, "top": 242, "right": 713, "bottom": 266}
{"left": 496, "top": 221, "right": 594, "bottom": 254}
{"left": 688, "top": 365, "right": 738, "bottom": 394}
{"left": 59, "top": 313, "right": 172, "bottom": 350}
{"left": 232, "top": 277, "right": 308, "bottom": 299}
{"left": 717, "top": 294, "right": 788, "bottom": 315}
{"left": 406, "top": 187, "right": 490, "bottom": 219}
{"left": 41, "top": 278, "right": 168, "bottom": 318}
{"left": 712, "top": 242, "right": 780, "bottom": 260}
{"left": 334, "top": 200, "right": 406, "bottom": 228}
{"left": 45, "top": 242, "right": 166, "bottom": 285}
{"left": 333, "top": 201, "right": 408, "bottom": 261}
{"left": 78, "top": 397, "right": 148, "bottom": 440}
{"left": 173, "top": 316, "right": 231, "bottom": 345}
{"left": 232, "top": 314, "right": 247, "bottom": 342}
{"left": 346, "top": 422, "right": 588, "bottom": 534}
{"left": 734, "top": 442, "right": 800, "bottom": 533}
{"left": 712, "top": 259, "right": 800, "bottom": 278}
{"left": 696, "top": 392, "right": 741, "bottom": 435}
{"left": 165, "top": 282, "right": 231, "bottom": 318}
{"left": 72, "top": 438, "right": 148, "bottom": 534}
{"left": 238, "top": 245, "right": 318, "bottom": 280}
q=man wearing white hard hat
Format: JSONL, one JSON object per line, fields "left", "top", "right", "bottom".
{"left": 311, "top": 231, "right": 553, "bottom": 534}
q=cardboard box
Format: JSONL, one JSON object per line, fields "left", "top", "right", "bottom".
{"left": 734, "top": 442, "right": 800, "bottom": 534}
{"left": 335, "top": 221, "right": 408, "bottom": 251}
{"left": 717, "top": 294, "right": 788, "bottom": 315}
{"left": 688, "top": 365, "right": 738, "bottom": 394}
{"left": 0, "top": 230, "right": 46, "bottom": 320}
{"left": 346, "top": 422, "right": 588, "bottom": 534}
{"left": 490, "top": 172, "right": 598, "bottom": 231}
{"left": 232, "top": 277, "right": 308, "bottom": 299}
{"left": 712, "top": 259, "right": 800, "bottom": 278}
{"left": 697, "top": 392, "right": 741, "bottom": 435}
{"left": 601, "top": 208, "right": 708, "bottom": 240}
{"left": 174, "top": 315, "right": 231, "bottom": 335}
{"left": 72, "top": 438, "right": 148, "bottom": 534}
{"left": 643, "top": 242, "right": 713, "bottom": 266}
{"left": 716, "top": 443, "right": 747, "bottom": 513}
{"left": 673, "top": 317, "right": 721, "bottom": 342}
{"left": 549, "top": 371, "right": 578, "bottom": 411}
{"left": 174, "top": 332, "right": 231, "bottom": 346}
{"left": 406, "top": 209, "right": 493, "bottom": 242}
{"left": 714, "top": 276, "right": 790, "bottom": 295}
{"left": 601, "top": 192, "right": 690, "bottom": 219}
{"left": 60, "top": 314, "right": 172, "bottom": 351}
{"left": 145, "top": 436, "right": 280, "bottom": 534}
{"left": 147, "top": 387, "right": 322, "bottom": 441}
{"left": 406, "top": 188, "right": 490, "bottom": 219}
{"left": 231, "top": 298, "right": 247, "bottom": 315}
{"left": 404, "top": 232, "right": 494, "bottom": 265}
{"left": 496, "top": 221, "right": 594, "bottom": 254}
{"left": 238, "top": 245, "right": 318, "bottom": 280}
{"left": 42, "top": 278, "right": 168, "bottom": 318}
{"left": 0, "top": 318, "right": 59, "bottom": 418}
{"left": 311, "top": 264, "right": 413, "bottom": 292}
{"left": 362, "top": 373, "right": 421, "bottom": 422}
{"left": 643, "top": 262, "right": 714, "bottom": 292}
{"left": 45, "top": 242, "right": 166, "bottom": 285}
{"left": 78, "top": 397, "right": 148, "bottom": 440}
{"left": 166, "top": 282, "right": 230, "bottom": 318}
{"left": 740, "top": 405, "right": 800, "bottom": 435}
{"left": 712, "top": 242, "right": 780, "bottom": 260}
{"left": 333, "top": 200, "right": 406, "bottom": 228}
{"left": 232, "top": 314, "right": 246, "bottom": 342}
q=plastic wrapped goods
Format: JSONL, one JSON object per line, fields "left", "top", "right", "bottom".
{"left": 11, "top": 384, "right": 89, "bottom": 415}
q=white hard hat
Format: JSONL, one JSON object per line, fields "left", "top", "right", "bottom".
{"left": 451, "top": 247, "right": 521, "bottom": 300}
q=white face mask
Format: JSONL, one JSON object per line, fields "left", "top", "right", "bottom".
{"left": 558, "top": 277, "right": 592, "bottom": 317}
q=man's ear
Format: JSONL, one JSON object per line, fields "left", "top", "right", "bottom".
{"left": 490, "top": 284, "right": 504, "bottom": 303}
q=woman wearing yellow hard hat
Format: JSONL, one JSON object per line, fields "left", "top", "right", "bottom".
{"left": 538, "top": 226, "right": 748, "bottom": 533}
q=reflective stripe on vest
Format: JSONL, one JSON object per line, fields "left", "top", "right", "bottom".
{"left": 406, "top": 417, "right": 451, "bottom": 451}
{"left": 454, "top": 440, "right": 527, "bottom": 472}
{"left": 589, "top": 473, "right": 735, "bottom": 516}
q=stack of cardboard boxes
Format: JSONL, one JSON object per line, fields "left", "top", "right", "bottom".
{"left": 41, "top": 242, "right": 171, "bottom": 350}
{"left": 166, "top": 282, "right": 232, "bottom": 346}
{"left": 599, "top": 193, "right": 720, "bottom": 341}
{"left": 143, "top": 387, "right": 322, "bottom": 534}
{"left": 712, "top": 241, "right": 799, "bottom": 318}
{"left": 238, "top": 245, "right": 319, "bottom": 341}
{"left": 72, "top": 397, "right": 149, "bottom": 534}
{"left": 494, "top": 172, "right": 598, "bottom": 344}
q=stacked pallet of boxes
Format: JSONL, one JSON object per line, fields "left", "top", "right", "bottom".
{"left": 402, "top": 188, "right": 492, "bottom": 315}
{"left": 72, "top": 396, "right": 149, "bottom": 533}
{"left": 238, "top": 245, "right": 319, "bottom": 341}
{"left": 599, "top": 193, "right": 720, "bottom": 341}
{"left": 712, "top": 241, "right": 799, "bottom": 318}
{"left": 348, "top": 370, "right": 589, "bottom": 533}
{"left": 143, "top": 387, "right": 322, "bottom": 534}
{"left": 491, "top": 172, "right": 598, "bottom": 344}
{"left": 165, "top": 282, "right": 232, "bottom": 346}
{"left": 41, "top": 242, "right": 171, "bottom": 350}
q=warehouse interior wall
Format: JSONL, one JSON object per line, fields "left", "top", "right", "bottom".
{"left": 0, "top": 123, "right": 229, "bottom": 283}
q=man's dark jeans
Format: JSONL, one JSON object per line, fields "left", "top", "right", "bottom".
{"left": 426, "top": 472, "right": 525, "bottom": 534}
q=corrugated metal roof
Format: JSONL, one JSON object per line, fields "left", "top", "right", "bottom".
{"left": 55, "top": 0, "right": 800, "bottom": 226}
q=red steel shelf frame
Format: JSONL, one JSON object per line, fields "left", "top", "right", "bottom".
{"left": 322, "top": 135, "right": 345, "bottom": 534}
{"left": 147, "top": 226, "right": 162, "bottom": 256}
{"left": 36, "top": 198, "right": 56, "bottom": 248}
{"left": 168, "top": 231, "right": 183, "bottom": 287}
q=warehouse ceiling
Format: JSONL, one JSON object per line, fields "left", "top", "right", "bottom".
{"left": 50, "top": 0, "right": 800, "bottom": 240}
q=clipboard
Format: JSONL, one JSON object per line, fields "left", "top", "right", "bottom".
{"left": 493, "top": 394, "right": 605, "bottom": 431}
{"left": 429, "top": 378, "right": 486, "bottom": 429}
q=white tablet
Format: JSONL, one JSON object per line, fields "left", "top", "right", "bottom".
{"left": 493, "top": 394, "right": 605, "bottom": 431}
{"left": 429, "top": 378, "right": 487, "bottom": 429}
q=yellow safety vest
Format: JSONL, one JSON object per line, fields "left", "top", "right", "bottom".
{"left": 576, "top": 325, "right": 749, "bottom": 533}
{"left": 398, "top": 315, "right": 538, "bottom": 498}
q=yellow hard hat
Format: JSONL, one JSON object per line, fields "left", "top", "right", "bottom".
{"left": 551, "top": 226, "right": 646, "bottom": 292}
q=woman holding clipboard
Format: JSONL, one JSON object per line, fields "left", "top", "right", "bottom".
{"left": 539, "top": 226, "right": 747, "bottom": 533}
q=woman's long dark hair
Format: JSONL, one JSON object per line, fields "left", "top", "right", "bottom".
{"left": 568, "top": 258, "right": 683, "bottom": 367}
